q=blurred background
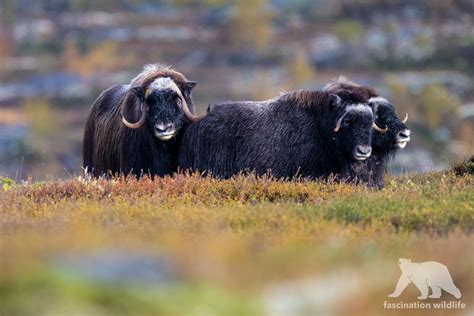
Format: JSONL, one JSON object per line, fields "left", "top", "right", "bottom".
{"left": 0, "top": 0, "right": 473, "bottom": 180}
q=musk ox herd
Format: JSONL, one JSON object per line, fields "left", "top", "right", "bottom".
{"left": 83, "top": 63, "right": 410, "bottom": 188}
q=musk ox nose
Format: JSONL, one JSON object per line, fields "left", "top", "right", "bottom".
{"left": 356, "top": 145, "right": 372, "bottom": 156}
{"left": 154, "top": 122, "right": 176, "bottom": 141}
{"left": 354, "top": 145, "right": 372, "bottom": 161}
{"left": 155, "top": 122, "right": 174, "bottom": 133}
{"left": 398, "top": 129, "right": 411, "bottom": 141}
{"left": 396, "top": 129, "right": 411, "bottom": 149}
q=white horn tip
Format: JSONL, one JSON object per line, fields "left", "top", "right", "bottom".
{"left": 402, "top": 113, "right": 408, "bottom": 123}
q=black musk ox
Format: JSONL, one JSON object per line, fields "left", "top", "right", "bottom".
{"left": 178, "top": 90, "right": 386, "bottom": 181}
{"left": 324, "top": 78, "right": 410, "bottom": 188}
{"left": 83, "top": 64, "right": 199, "bottom": 177}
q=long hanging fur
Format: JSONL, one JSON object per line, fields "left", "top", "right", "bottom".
{"left": 83, "top": 64, "right": 194, "bottom": 177}
{"left": 178, "top": 89, "right": 373, "bottom": 182}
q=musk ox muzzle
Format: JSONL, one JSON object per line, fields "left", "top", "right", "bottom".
{"left": 154, "top": 122, "right": 176, "bottom": 140}
{"left": 396, "top": 129, "right": 411, "bottom": 149}
{"left": 354, "top": 145, "right": 372, "bottom": 161}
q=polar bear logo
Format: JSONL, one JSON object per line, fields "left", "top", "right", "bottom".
{"left": 388, "top": 258, "right": 461, "bottom": 300}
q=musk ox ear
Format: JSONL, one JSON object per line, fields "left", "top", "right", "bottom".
{"left": 130, "top": 86, "right": 145, "bottom": 101}
{"left": 330, "top": 94, "right": 342, "bottom": 107}
{"left": 131, "top": 86, "right": 145, "bottom": 99}
{"left": 184, "top": 81, "right": 197, "bottom": 92}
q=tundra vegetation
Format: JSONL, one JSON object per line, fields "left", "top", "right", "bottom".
{"left": 0, "top": 159, "right": 472, "bottom": 315}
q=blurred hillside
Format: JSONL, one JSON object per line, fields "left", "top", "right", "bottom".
{"left": 0, "top": 0, "right": 473, "bottom": 179}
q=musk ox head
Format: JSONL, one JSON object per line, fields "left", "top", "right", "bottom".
{"left": 121, "top": 76, "right": 197, "bottom": 141}
{"left": 332, "top": 97, "right": 376, "bottom": 161}
{"left": 324, "top": 76, "right": 410, "bottom": 154}
{"left": 368, "top": 97, "right": 410, "bottom": 151}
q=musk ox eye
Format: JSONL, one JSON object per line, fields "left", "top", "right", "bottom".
{"left": 176, "top": 97, "right": 182, "bottom": 107}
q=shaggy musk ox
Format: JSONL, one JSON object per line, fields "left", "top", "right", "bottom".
{"left": 178, "top": 89, "right": 386, "bottom": 181}
{"left": 324, "top": 78, "right": 411, "bottom": 188}
{"left": 83, "top": 64, "right": 198, "bottom": 177}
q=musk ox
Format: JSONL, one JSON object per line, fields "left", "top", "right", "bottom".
{"left": 324, "top": 77, "right": 410, "bottom": 188}
{"left": 83, "top": 64, "right": 199, "bottom": 177}
{"left": 178, "top": 89, "right": 386, "bottom": 181}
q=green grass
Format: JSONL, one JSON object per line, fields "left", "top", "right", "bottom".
{"left": 0, "top": 166, "right": 473, "bottom": 315}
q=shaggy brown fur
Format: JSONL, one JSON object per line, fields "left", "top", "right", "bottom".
{"left": 278, "top": 89, "right": 335, "bottom": 109}
{"left": 324, "top": 76, "right": 378, "bottom": 104}
{"left": 130, "top": 64, "right": 189, "bottom": 92}
{"left": 83, "top": 63, "right": 195, "bottom": 177}
{"left": 179, "top": 88, "right": 375, "bottom": 180}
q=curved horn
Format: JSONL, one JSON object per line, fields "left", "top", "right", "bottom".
{"left": 334, "top": 111, "right": 349, "bottom": 132}
{"left": 122, "top": 103, "right": 148, "bottom": 129}
{"left": 175, "top": 88, "right": 200, "bottom": 122}
{"left": 402, "top": 113, "right": 408, "bottom": 124}
{"left": 373, "top": 122, "right": 388, "bottom": 133}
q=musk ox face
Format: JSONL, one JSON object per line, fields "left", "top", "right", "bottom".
{"left": 368, "top": 97, "right": 410, "bottom": 151}
{"left": 123, "top": 77, "right": 197, "bottom": 141}
{"left": 145, "top": 88, "right": 186, "bottom": 141}
{"left": 333, "top": 103, "right": 374, "bottom": 161}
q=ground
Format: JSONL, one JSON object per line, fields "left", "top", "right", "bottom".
{"left": 0, "top": 163, "right": 473, "bottom": 315}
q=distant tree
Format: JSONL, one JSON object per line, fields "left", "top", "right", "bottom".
{"left": 287, "top": 48, "right": 316, "bottom": 89}
{"left": 417, "top": 84, "right": 460, "bottom": 130}
{"left": 203, "top": 0, "right": 234, "bottom": 7}
{"left": 385, "top": 76, "right": 412, "bottom": 120}
{"left": 168, "top": 0, "right": 200, "bottom": 8}
{"left": 0, "top": 33, "right": 10, "bottom": 72}
{"left": 62, "top": 40, "right": 82, "bottom": 73}
{"left": 82, "top": 41, "right": 120, "bottom": 74}
{"left": 1, "top": 0, "right": 16, "bottom": 22}
{"left": 455, "top": 119, "right": 474, "bottom": 157}
{"left": 23, "top": 99, "right": 63, "bottom": 176}
{"left": 62, "top": 40, "right": 136, "bottom": 76}
{"left": 334, "top": 20, "right": 364, "bottom": 43}
{"left": 0, "top": 20, "right": 13, "bottom": 73}
{"left": 69, "top": 0, "right": 118, "bottom": 11}
{"left": 230, "top": 0, "right": 273, "bottom": 52}
{"left": 430, "top": 0, "right": 456, "bottom": 14}
{"left": 386, "top": 78, "right": 464, "bottom": 159}
{"left": 251, "top": 69, "right": 271, "bottom": 100}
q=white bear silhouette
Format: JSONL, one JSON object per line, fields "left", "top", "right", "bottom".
{"left": 388, "top": 258, "right": 461, "bottom": 300}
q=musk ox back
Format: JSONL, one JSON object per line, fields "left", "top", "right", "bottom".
{"left": 324, "top": 77, "right": 411, "bottom": 188}
{"left": 179, "top": 89, "right": 382, "bottom": 181}
{"left": 83, "top": 63, "right": 198, "bottom": 177}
